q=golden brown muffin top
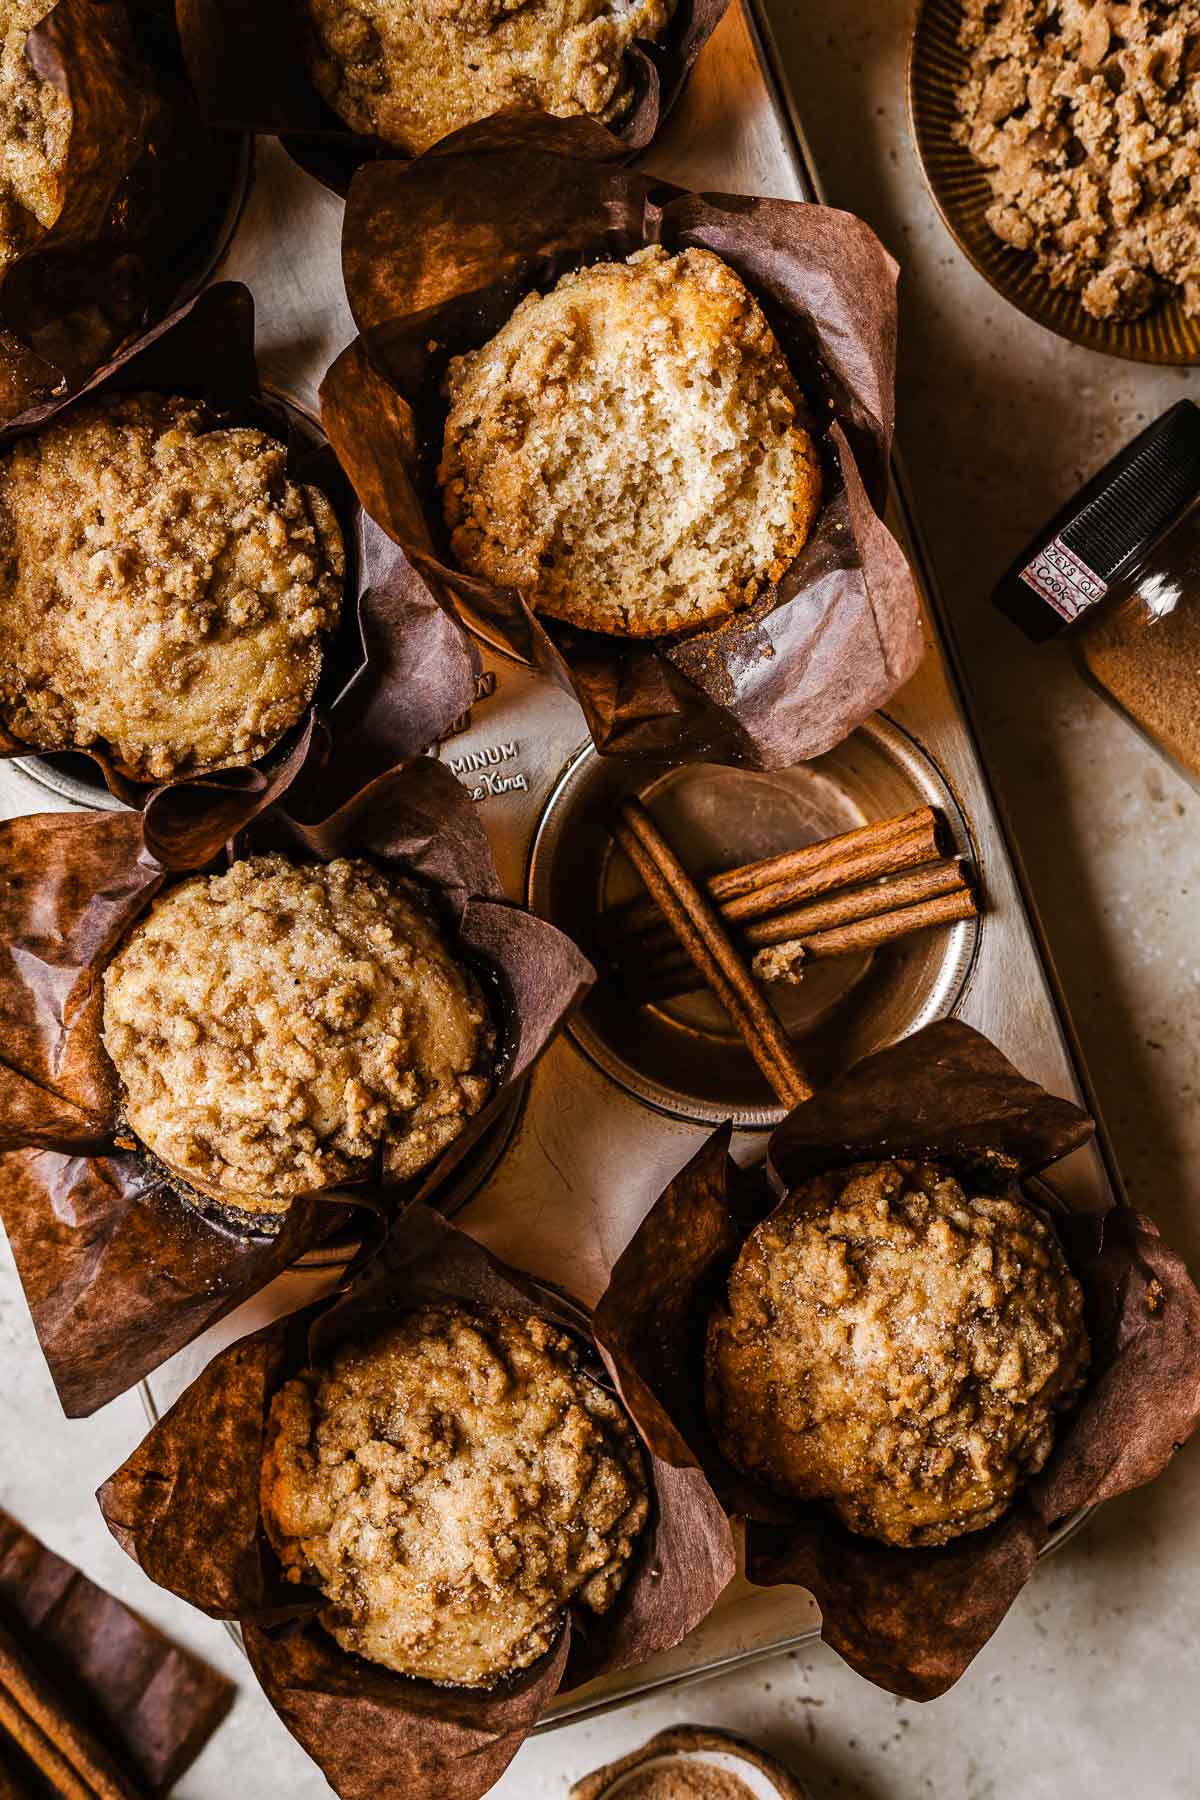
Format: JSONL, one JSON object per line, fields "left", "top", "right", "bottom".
{"left": 262, "top": 1303, "right": 649, "bottom": 1686}
{"left": 101, "top": 855, "right": 495, "bottom": 1219}
{"left": 0, "top": 392, "right": 345, "bottom": 781}
{"left": 706, "top": 1159, "right": 1090, "bottom": 1547}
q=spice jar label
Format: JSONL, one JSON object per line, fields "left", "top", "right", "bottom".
{"left": 1019, "top": 535, "right": 1108, "bottom": 622}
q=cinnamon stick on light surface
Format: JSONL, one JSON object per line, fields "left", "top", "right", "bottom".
{"left": 612, "top": 798, "right": 812, "bottom": 1109}
{"left": 0, "top": 1617, "right": 143, "bottom": 1800}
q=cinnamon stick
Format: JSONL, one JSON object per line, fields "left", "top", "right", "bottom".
{"left": 603, "top": 805, "right": 943, "bottom": 955}
{"left": 0, "top": 1618, "right": 143, "bottom": 1800}
{"left": 642, "top": 886, "right": 979, "bottom": 1003}
{"left": 775, "top": 887, "right": 979, "bottom": 967}
{"left": 612, "top": 799, "right": 812, "bottom": 1108}
{"left": 623, "top": 860, "right": 970, "bottom": 991}
{"left": 748, "top": 860, "right": 969, "bottom": 947}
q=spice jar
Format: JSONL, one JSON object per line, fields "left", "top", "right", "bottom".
{"left": 994, "top": 400, "right": 1200, "bottom": 790}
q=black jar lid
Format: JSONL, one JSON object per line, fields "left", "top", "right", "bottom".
{"left": 994, "top": 400, "right": 1200, "bottom": 642}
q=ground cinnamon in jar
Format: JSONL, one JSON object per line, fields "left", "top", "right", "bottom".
{"left": 1078, "top": 583, "right": 1200, "bottom": 780}
{"left": 994, "top": 402, "right": 1200, "bottom": 791}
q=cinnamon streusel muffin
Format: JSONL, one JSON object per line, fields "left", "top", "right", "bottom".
{"left": 300, "top": 0, "right": 672, "bottom": 156}
{"left": 261, "top": 1303, "right": 649, "bottom": 1686}
{"left": 101, "top": 854, "right": 495, "bottom": 1219}
{"left": 706, "top": 1160, "right": 1090, "bottom": 1546}
{"left": 439, "top": 245, "right": 823, "bottom": 639}
{"left": 0, "top": 1, "right": 71, "bottom": 274}
{"left": 0, "top": 393, "right": 345, "bottom": 782}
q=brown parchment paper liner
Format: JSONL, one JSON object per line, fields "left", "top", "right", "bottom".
{"left": 0, "top": 0, "right": 241, "bottom": 426}
{"left": 594, "top": 1019, "right": 1200, "bottom": 1700}
{"left": 175, "top": 0, "right": 731, "bottom": 196}
{"left": 0, "top": 1506, "right": 232, "bottom": 1793}
{"left": 324, "top": 153, "right": 923, "bottom": 767}
{"left": 0, "top": 757, "right": 594, "bottom": 1416}
{"left": 96, "top": 1204, "right": 736, "bottom": 1800}
{"left": 0, "top": 279, "right": 478, "bottom": 847}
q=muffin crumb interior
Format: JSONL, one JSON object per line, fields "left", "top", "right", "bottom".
{"left": 439, "top": 244, "right": 822, "bottom": 640}
{"left": 302, "top": 0, "right": 673, "bottom": 154}
{"left": 0, "top": 0, "right": 71, "bottom": 273}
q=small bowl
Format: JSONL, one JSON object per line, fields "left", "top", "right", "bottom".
{"left": 571, "top": 1727, "right": 810, "bottom": 1799}
{"left": 907, "top": 0, "right": 1200, "bottom": 365}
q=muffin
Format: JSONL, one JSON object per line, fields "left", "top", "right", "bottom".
{"left": 0, "top": 393, "right": 345, "bottom": 782}
{"left": 0, "top": 1, "right": 71, "bottom": 274}
{"left": 439, "top": 245, "right": 822, "bottom": 639}
{"left": 300, "top": 0, "right": 672, "bottom": 156}
{"left": 706, "top": 1160, "right": 1090, "bottom": 1547}
{"left": 101, "top": 854, "right": 495, "bottom": 1219}
{"left": 261, "top": 1303, "right": 650, "bottom": 1686}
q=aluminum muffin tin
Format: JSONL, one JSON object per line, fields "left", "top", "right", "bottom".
{"left": 0, "top": 0, "right": 1121, "bottom": 1729}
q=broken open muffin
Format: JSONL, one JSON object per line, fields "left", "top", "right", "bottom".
{"left": 101, "top": 853, "right": 496, "bottom": 1220}
{"left": 0, "top": 392, "right": 345, "bottom": 782}
{"left": 261, "top": 1302, "right": 650, "bottom": 1687}
{"left": 300, "top": 0, "right": 672, "bottom": 155}
{"left": 706, "top": 1158, "right": 1090, "bottom": 1546}
{"left": 439, "top": 245, "right": 822, "bottom": 640}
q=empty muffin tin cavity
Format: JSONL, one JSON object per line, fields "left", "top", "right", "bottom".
{"left": 528, "top": 716, "right": 981, "bottom": 1127}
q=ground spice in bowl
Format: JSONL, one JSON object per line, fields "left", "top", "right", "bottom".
{"left": 614, "top": 1768, "right": 759, "bottom": 1799}
{"left": 572, "top": 1726, "right": 810, "bottom": 1800}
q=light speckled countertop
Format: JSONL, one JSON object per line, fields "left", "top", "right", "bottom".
{"left": 2, "top": 2, "right": 1198, "bottom": 1795}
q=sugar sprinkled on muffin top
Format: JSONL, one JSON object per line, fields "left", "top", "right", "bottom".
{"left": 101, "top": 854, "right": 495, "bottom": 1218}
{"left": 0, "top": 393, "right": 345, "bottom": 781}
{"left": 706, "top": 1158, "right": 1090, "bottom": 1546}
{"left": 262, "top": 1303, "right": 649, "bottom": 1686}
